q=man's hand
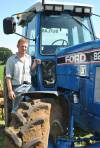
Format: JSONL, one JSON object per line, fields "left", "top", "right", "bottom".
{"left": 34, "top": 59, "right": 41, "bottom": 65}
{"left": 6, "top": 78, "right": 16, "bottom": 100}
{"left": 8, "top": 90, "right": 16, "bottom": 100}
{"left": 32, "top": 59, "right": 41, "bottom": 70}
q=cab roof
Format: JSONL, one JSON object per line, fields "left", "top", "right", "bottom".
{"left": 26, "top": 0, "right": 93, "bottom": 12}
{"left": 18, "top": 0, "right": 93, "bottom": 24}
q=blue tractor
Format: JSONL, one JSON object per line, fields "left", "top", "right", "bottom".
{"left": 3, "top": 0, "right": 100, "bottom": 147}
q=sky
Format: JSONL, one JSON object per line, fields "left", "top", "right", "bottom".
{"left": 0, "top": 0, "right": 100, "bottom": 53}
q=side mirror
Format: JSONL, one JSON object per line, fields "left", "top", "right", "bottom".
{"left": 3, "top": 17, "right": 16, "bottom": 34}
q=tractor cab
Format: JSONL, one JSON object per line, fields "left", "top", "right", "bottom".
{"left": 3, "top": 0, "right": 95, "bottom": 91}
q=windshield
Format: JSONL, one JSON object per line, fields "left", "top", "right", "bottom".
{"left": 40, "top": 14, "right": 94, "bottom": 55}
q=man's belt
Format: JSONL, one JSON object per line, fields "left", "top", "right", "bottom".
{"left": 23, "top": 81, "right": 31, "bottom": 84}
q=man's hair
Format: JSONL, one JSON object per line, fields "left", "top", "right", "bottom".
{"left": 17, "top": 38, "right": 28, "bottom": 45}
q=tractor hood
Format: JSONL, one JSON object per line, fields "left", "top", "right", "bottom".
{"left": 57, "top": 39, "right": 100, "bottom": 57}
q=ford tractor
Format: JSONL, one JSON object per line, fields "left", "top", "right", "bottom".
{"left": 3, "top": 0, "right": 100, "bottom": 147}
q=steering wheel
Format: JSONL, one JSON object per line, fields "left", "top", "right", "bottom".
{"left": 52, "top": 39, "right": 68, "bottom": 46}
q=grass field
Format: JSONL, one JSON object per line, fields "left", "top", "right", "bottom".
{"left": 0, "top": 64, "right": 5, "bottom": 147}
{"left": 0, "top": 64, "right": 4, "bottom": 125}
{"left": 0, "top": 64, "right": 5, "bottom": 85}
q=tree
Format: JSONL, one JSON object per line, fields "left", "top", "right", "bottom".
{"left": 0, "top": 47, "right": 13, "bottom": 64}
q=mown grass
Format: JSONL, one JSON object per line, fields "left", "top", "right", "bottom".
{"left": 0, "top": 64, "right": 5, "bottom": 84}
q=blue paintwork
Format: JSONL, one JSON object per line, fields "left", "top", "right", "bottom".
{"left": 48, "top": 139, "right": 100, "bottom": 148}
{"left": 48, "top": 138, "right": 73, "bottom": 148}
{"left": 26, "top": 10, "right": 100, "bottom": 148}
{"left": 47, "top": 39, "right": 100, "bottom": 147}
{"left": 88, "top": 143, "right": 100, "bottom": 147}
{"left": 57, "top": 39, "right": 100, "bottom": 56}
{"left": 34, "top": 13, "right": 100, "bottom": 147}
{"left": 57, "top": 139, "right": 72, "bottom": 148}
{"left": 56, "top": 40, "right": 100, "bottom": 136}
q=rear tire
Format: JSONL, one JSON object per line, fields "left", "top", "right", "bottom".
{"left": 4, "top": 95, "right": 69, "bottom": 147}
{"left": 5, "top": 99, "right": 51, "bottom": 148}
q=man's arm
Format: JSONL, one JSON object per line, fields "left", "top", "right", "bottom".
{"left": 6, "top": 56, "right": 16, "bottom": 99}
{"left": 6, "top": 78, "right": 16, "bottom": 100}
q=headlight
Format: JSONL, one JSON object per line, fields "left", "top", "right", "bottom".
{"left": 84, "top": 7, "right": 91, "bottom": 13}
{"left": 44, "top": 4, "right": 63, "bottom": 12}
{"left": 74, "top": 6, "right": 91, "bottom": 15}
{"left": 74, "top": 7, "right": 82, "bottom": 13}
{"left": 44, "top": 4, "right": 54, "bottom": 11}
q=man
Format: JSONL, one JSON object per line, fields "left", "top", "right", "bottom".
{"left": 6, "top": 38, "right": 41, "bottom": 112}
